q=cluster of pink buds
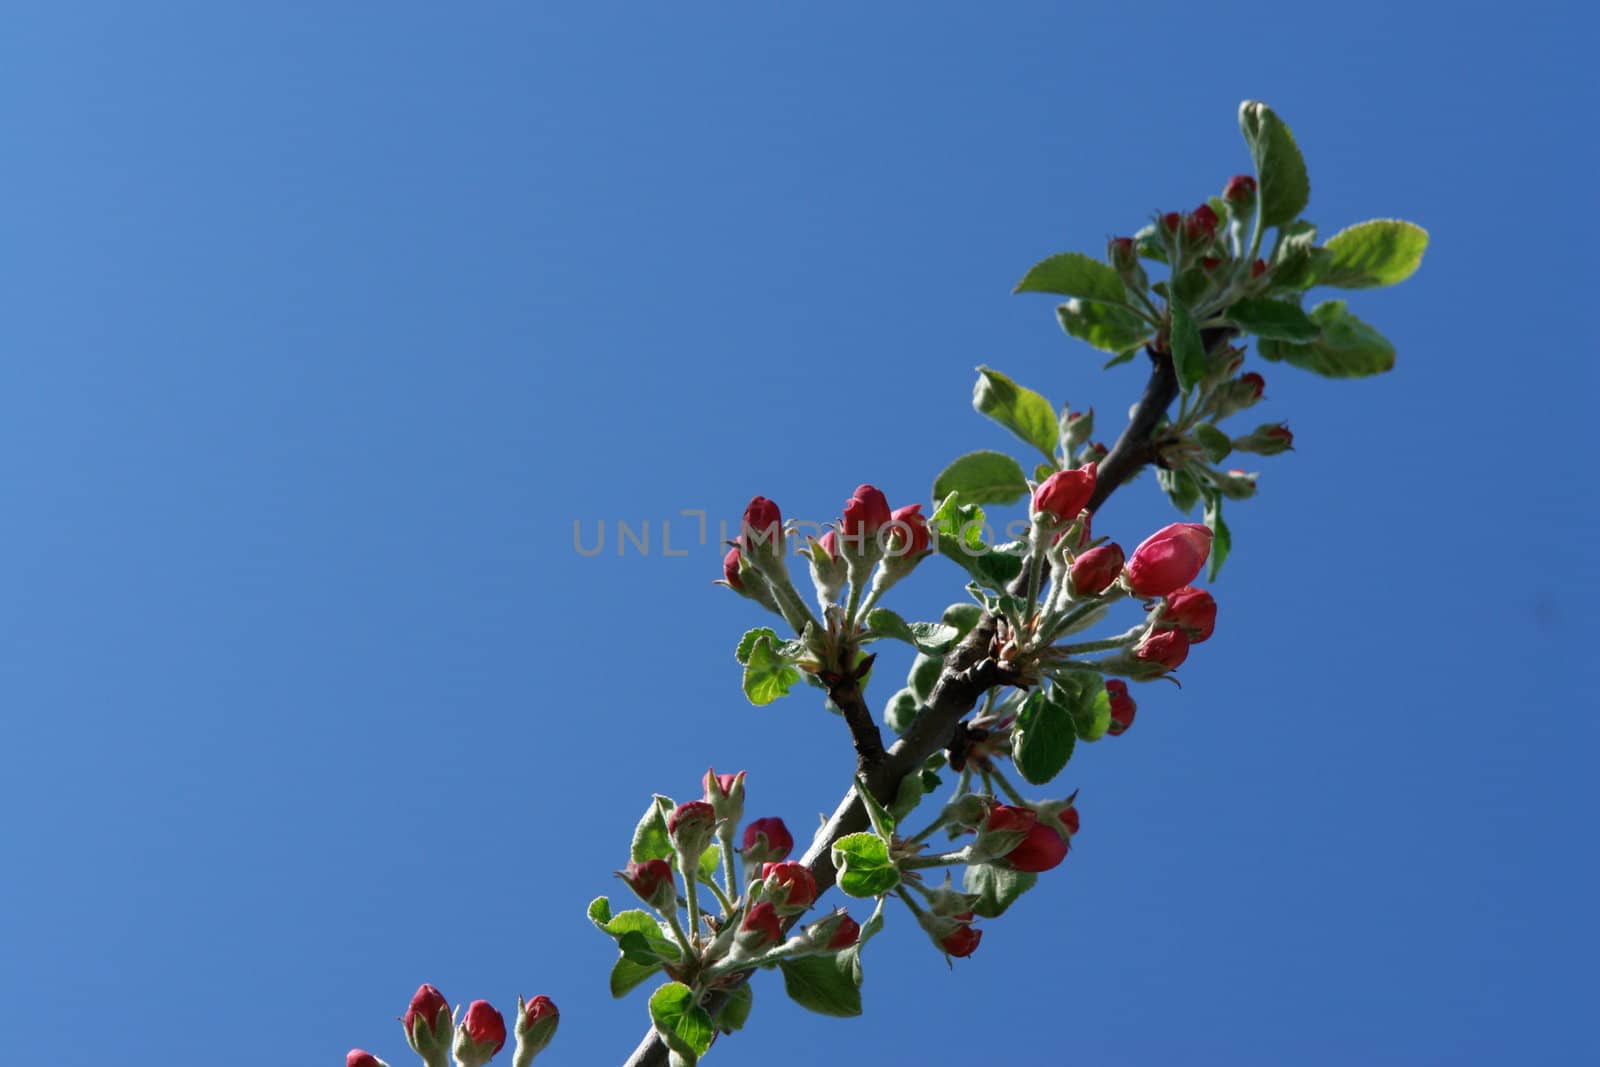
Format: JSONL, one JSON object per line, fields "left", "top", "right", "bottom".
{"left": 354, "top": 983, "right": 557, "bottom": 1067}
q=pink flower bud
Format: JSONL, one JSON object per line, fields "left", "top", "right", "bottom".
{"left": 348, "top": 1052, "right": 384, "bottom": 1067}
{"left": 885, "top": 503, "right": 931, "bottom": 558}
{"left": 721, "top": 545, "right": 745, "bottom": 591}
{"left": 515, "top": 995, "right": 560, "bottom": 1062}
{"left": 1161, "top": 211, "right": 1182, "bottom": 234}
{"left": 1223, "top": 174, "right": 1257, "bottom": 204}
{"left": 622, "top": 858, "right": 677, "bottom": 910}
{"left": 1200, "top": 256, "right": 1222, "bottom": 272}
{"left": 1070, "top": 543, "right": 1125, "bottom": 596}
{"left": 1135, "top": 628, "right": 1191, "bottom": 670}
{"left": 404, "top": 984, "right": 451, "bottom": 1042}
{"left": 1251, "top": 258, "right": 1268, "bottom": 278}
{"left": 740, "top": 816, "right": 793, "bottom": 863}
{"left": 818, "top": 530, "right": 839, "bottom": 560}
{"left": 703, "top": 767, "right": 747, "bottom": 825}
{"left": 828, "top": 913, "right": 861, "bottom": 950}
{"left": 1106, "top": 680, "right": 1136, "bottom": 736}
{"left": 1124, "top": 523, "right": 1212, "bottom": 597}
{"left": 667, "top": 800, "right": 717, "bottom": 860}
{"left": 1108, "top": 236, "right": 1136, "bottom": 269}
{"left": 668, "top": 800, "right": 715, "bottom": 836}
{"left": 840, "top": 484, "right": 892, "bottom": 548}
{"left": 941, "top": 921, "right": 983, "bottom": 958}
{"left": 1162, "top": 586, "right": 1216, "bottom": 643}
{"left": 984, "top": 804, "right": 1037, "bottom": 835}
{"left": 462, "top": 1001, "right": 507, "bottom": 1056}
{"left": 1185, "top": 204, "right": 1219, "bottom": 243}
{"left": 741, "top": 496, "right": 784, "bottom": 559}
{"left": 1004, "top": 821, "right": 1070, "bottom": 873}
{"left": 1239, "top": 372, "right": 1265, "bottom": 400}
{"left": 739, "top": 900, "right": 784, "bottom": 950}
{"left": 1033, "top": 464, "right": 1097, "bottom": 523}
{"left": 761, "top": 860, "right": 819, "bottom": 913}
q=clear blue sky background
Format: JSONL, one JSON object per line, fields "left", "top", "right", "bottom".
{"left": 3, "top": 3, "right": 1596, "bottom": 1065}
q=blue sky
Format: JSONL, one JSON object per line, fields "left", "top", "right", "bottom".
{"left": 2, "top": 3, "right": 1595, "bottom": 1064}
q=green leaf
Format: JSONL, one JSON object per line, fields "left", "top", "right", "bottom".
{"left": 855, "top": 774, "right": 898, "bottom": 838}
{"left": 610, "top": 956, "right": 661, "bottom": 998}
{"left": 779, "top": 954, "right": 863, "bottom": 1017}
{"left": 630, "top": 797, "right": 675, "bottom": 864}
{"left": 1059, "top": 672, "right": 1112, "bottom": 741}
{"left": 864, "top": 608, "right": 962, "bottom": 655}
{"left": 884, "top": 686, "right": 920, "bottom": 734}
{"left": 831, "top": 832, "right": 901, "bottom": 897}
{"left": 1011, "top": 690, "right": 1077, "bottom": 785}
{"left": 1239, "top": 101, "right": 1310, "bottom": 227}
{"left": 742, "top": 633, "right": 800, "bottom": 706}
{"left": 930, "top": 493, "right": 1025, "bottom": 590}
{"left": 1320, "top": 219, "right": 1428, "bottom": 288}
{"left": 697, "top": 845, "right": 721, "bottom": 887}
{"left": 972, "top": 367, "right": 1058, "bottom": 459}
{"left": 941, "top": 602, "right": 984, "bottom": 639}
{"left": 964, "top": 862, "right": 1039, "bottom": 919}
{"left": 1056, "top": 299, "right": 1152, "bottom": 355}
{"left": 592, "top": 908, "right": 682, "bottom": 964}
{"left": 931, "top": 450, "right": 1029, "bottom": 507}
{"left": 713, "top": 984, "right": 753, "bottom": 1034}
{"left": 1257, "top": 300, "right": 1396, "bottom": 377}
{"left": 1169, "top": 300, "right": 1206, "bottom": 393}
{"left": 1193, "top": 424, "right": 1233, "bottom": 464}
{"left": 1013, "top": 251, "right": 1127, "bottom": 304}
{"left": 1205, "top": 497, "right": 1232, "bottom": 581}
{"left": 649, "top": 983, "right": 715, "bottom": 1063}
{"left": 1226, "top": 298, "right": 1320, "bottom": 342}
{"left": 734, "top": 628, "right": 778, "bottom": 666}
{"left": 1157, "top": 467, "right": 1202, "bottom": 515}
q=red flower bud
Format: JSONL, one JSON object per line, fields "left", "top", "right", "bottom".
{"left": 1223, "top": 174, "right": 1257, "bottom": 203}
{"left": 885, "top": 503, "right": 931, "bottom": 558}
{"left": 1161, "top": 211, "right": 1182, "bottom": 233}
{"left": 1251, "top": 258, "right": 1268, "bottom": 278}
{"left": 941, "top": 922, "right": 983, "bottom": 958}
{"left": 1058, "top": 806, "right": 1080, "bottom": 836}
{"left": 1070, "top": 543, "right": 1125, "bottom": 596}
{"left": 841, "top": 484, "right": 892, "bottom": 547}
{"left": 1108, "top": 236, "right": 1136, "bottom": 268}
{"left": 1267, "top": 424, "right": 1294, "bottom": 448}
{"left": 622, "top": 858, "right": 676, "bottom": 909}
{"left": 721, "top": 545, "right": 744, "bottom": 590}
{"left": 1106, "top": 680, "right": 1137, "bottom": 736}
{"left": 1032, "top": 464, "right": 1097, "bottom": 523}
{"left": 818, "top": 530, "right": 839, "bottom": 560}
{"left": 739, "top": 900, "right": 784, "bottom": 949}
{"left": 1005, "top": 821, "right": 1070, "bottom": 873}
{"left": 523, "top": 995, "right": 558, "bottom": 1029}
{"left": 1185, "top": 204, "right": 1219, "bottom": 243}
{"left": 1200, "top": 256, "right": 1222, "bottom": 272}
{"left": 515, "top": 995, "right": 560, "bottom": 1061}
{"left": 740, "top": 816, "right": 793, "bottom": 862}
{"left": 984, "top": 804, "right": 1038, "bottom": 835}
{"left": 1162, "top": 586, "right": 1216, "bottom": 643}
{"left": 1240, "top": 372, "right": 1265, "bottom": 400}
{"left": 828, "top": 914, "right": 862, "bottom": 950}
{"left": 1135, "top": 627, "right": 1191, "bottom": 670}
{"left": 405, "top": 984, "right": 451, "bottom": 1039}
{"left": 668, "top": 800, "right": 715, "bottom": 836}
{"left": 1124, "top": 523, "right": 1212, "bottom": 597}
{"left": 462, "top": 1001, "right": 507, "bottom": 1056}
{"left": 703, "top": 767, "right": 746, "bottom": 824}
{"left": 348, "top": 1052, "right": 383, "bottom": 1067}
{"left": 667, "top": 800, "right": 717, "bottom": 859}
{"left": 742, "top": 496, "right": 784, "bottom": 558}
{"left": 761, "top": 860, "right": 819, "bottom": 913}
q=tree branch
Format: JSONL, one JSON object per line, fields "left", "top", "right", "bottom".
{"left": 621, "top": 339, "right": 1218, "bottom": 1067}
{"left": 822, "top": 653, "right": 888, "bottom": 772}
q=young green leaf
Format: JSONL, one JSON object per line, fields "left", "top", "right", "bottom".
{"left": 1239, "top": 101, "right": 1310, "bottom": 227}
{"left": 609, "top": 956, "right": 660, "bottom": 999}
{"left": 1226, "top": 297, "right": 1321, "bottom": 342}
{"left": 630, "top": 796, "right": 675, "bottom": 864}
{"left": 963, "top": 863, "right": 1039, "bottom": 919}
{"left": 1193, "top": 424, "right": 1233, "bottom": 464}
{"left": 864, "top": 608, "right": 962, "bottom": 654}
{"left": 831, "top": 832, "right": 901, "bottom": 897}
{"left": 1011, "top": 689, "right": 1077, "bottom": 785}
{"left": 649, "top": 982, "right": 715, "bottom": 1063}
{"left": 931, "top": 450, "right": 1030, "bottom": 507}
{"left": 742, "top": 633, "right": 800, "bottom": 705}
{"left": 1058, "top": 671, "right": 1112, "bottom": 741}
{"left": 1169, "top": 300, "right": 1206, "bottom": 393}
{"left": 1056, "top": 299, "right": 1152, "bottom": 355}
{"left": 930, "top": 493, "right": 1025, "bottom": 589}
{"left": 1257, "top": 300, "right": 1396, "bottom": 377}
{"left": 972, "top": 367, "right": 1059, "bottom": 459}
{"left": 734, "top": 627, "right": 779, "bottom": 666}
{"left": 713, "top": 984, "right": 753, "bottom": 1034}
{"left": 1320, "top": 219, "right": 1428, "bottom": 288}
{"left": 1013, "top": 251, "right": 1127, "bottom": 304}
{"left": 1205, "top": 496, "right": 1233, "bottom": 581}
{"left": 779, "top": 954, "right": 863, "bottom": 1018}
